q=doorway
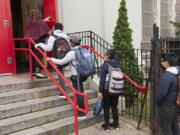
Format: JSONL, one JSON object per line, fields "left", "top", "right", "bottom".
{"left": 11, "top": 0, "right": 44, "bottom": 73}
{"left": 10, "top": 0, "right": 57, "bottom": 73}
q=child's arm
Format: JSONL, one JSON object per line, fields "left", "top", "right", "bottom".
{"left": 156, "top": 74, "right": 171, "bottom": 106}
{"left": 99, "top": 64, "right": 108, "bottom": 94}
{"left": 49, "top": 51, "right": 74, "bottom": 66}
{"left": 35, "top": 36, "right": 55, "bottom": 51}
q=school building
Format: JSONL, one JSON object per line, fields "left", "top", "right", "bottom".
{"left": 0, "top": 0, "right": 178, "bottom": 75}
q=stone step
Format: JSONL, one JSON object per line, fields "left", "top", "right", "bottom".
{"left": 0, "top": 85, "right": 59, "bottom": 105}
{"left": 0, "top": 89, "right": 96, "bottom": 120}
{"left": 0, "top": 72, "right": 73, "bottom": 93}
{"left": 0, "top": 80, "right": 90, "bottom": 105}
{"left": 0, "top": 98, "right": 98, "bottom": 135}
{"left": 0, "top": 78, "right": 58, "bottom": 93}
{"left": 8, "top": 110, "right": 103, "bottom": 135}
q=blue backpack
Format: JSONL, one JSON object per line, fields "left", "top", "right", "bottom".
{"left": 73, "top": 47, "right": 95, "bottom": 78}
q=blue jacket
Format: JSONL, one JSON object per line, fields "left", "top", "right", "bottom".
{"left": 156, "top": 66, "right": 180, "bottom": 107}
{"left": 99, "top": 59, "right": 120, "bottom": 93}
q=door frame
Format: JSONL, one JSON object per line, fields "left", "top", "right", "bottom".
{"left": 2, "top": 0, "right": 58, "bottom": 75}
{"left": 0, "top": 0, "right": 14, "bottom": 75}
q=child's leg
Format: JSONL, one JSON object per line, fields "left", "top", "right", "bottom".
{"left": 110, "top": 96, "right": 119, "bottom": 127}
{"left": 103, "top": 93, "right": 111, "bottom": 126}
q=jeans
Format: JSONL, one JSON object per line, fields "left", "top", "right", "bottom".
{"left": 103, "top": 92, "right": 119, "bottom": 126}
{"left": 71, "top": 75, "right": 87, "bottom": 116}
{"left": 159, "top": 106, "right": 180, "bottom": 135}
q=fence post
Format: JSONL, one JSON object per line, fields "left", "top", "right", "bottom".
{"left": 90, "top": 31, "right": 100, "bottom": 75}
{"left": 151, "top": 24, "right": 162, "bottom": 135}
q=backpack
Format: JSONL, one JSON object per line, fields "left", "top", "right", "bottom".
{"left": 73, "top": 47, "right": 95, "bottom": 78}
{"left": 105, "top": 63, "right": 124, "bottom": 95}
{"left": 52, "top": 36, "right": 71, "bottom": 67}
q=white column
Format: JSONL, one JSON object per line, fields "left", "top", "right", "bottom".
{"left": 169, "top": 0, "right": 176, "bottom": 37}
{"left": 154, "top": 0, "right": 161, "bottom": 31}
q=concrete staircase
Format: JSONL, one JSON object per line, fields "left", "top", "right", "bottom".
{"left": 0, "top": 75, "right": 102, "bottom": 135}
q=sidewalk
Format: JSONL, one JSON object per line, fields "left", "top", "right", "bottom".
{"left": 71, "top": 118, "right": 152, "bottom": 135}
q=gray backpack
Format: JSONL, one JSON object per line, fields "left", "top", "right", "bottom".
{"left": 105, "top": 64, "right": 124, "bottom": 95}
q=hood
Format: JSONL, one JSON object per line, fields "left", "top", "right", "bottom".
{"left": 166, "top": 66, "right": 179, "bottom": 75}
{"left": 53, "top": 30, "right": 70, "bottom": 40}
{"left": 105, "top": 59, "right": 119, "bottom": 67}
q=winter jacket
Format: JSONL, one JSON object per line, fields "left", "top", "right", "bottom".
{"left": 156, "top": 66, "right": 180, "bottom": 107}
{"left": 99, "top": 59, "right": 120, "bottom": 93}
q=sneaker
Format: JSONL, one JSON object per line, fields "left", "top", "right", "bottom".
{"left": 35, "top": 73, "right": 48, "bottom": 79}
{"left": 78, "top": 115, "right": 87, "bottom": 120}
{"left": 102, "top": 124, "right": 110, "bottom": 132}
{"left": 58, "top": 94, "right": 66, "bottom": 99}
{"left": 110, "top": 123, "right": 120, "bottom": 130}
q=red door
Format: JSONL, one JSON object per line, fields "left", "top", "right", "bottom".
{"left": 0, "top": 0, "right": 14, "bottom": 74}
{"left": 43, "top": 0, "right": 58, "bottom": 28}
{"left": 43, "top": 0, "right": 58, "bottom": 57}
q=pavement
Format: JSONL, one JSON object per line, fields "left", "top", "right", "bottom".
{"left": 70, "top": 118, "right": 152, "bottom": 135}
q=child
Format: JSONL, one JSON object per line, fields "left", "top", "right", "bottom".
{"left": 35, "top": 23, "right": 70, "bottom": 98}
{"left": 98, "top": 49, "right": 120, "bottom": 132}
{"left": 25, "top": 8, "right": 51, "bottom": 78}
{"left": 46, "top": 35, "right": 88, "bottom": 119}
{"left": 156, "top": 53, "right": 180, "bottom": 135}
{"left": 35, "top": 23, "right": 70, "bottom": 51}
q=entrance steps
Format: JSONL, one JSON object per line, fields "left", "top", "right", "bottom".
{"left": 0, "top": 74, "right": 102, "bottom": 135}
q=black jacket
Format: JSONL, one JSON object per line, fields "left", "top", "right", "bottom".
{"left": 156, "top": 67, "right": 180, "bottom": 106}
{"left": 99, "top": 59, "right": 120, "bottom": 93}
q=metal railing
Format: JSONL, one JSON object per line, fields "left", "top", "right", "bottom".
{"left": 68, "top": 31, "right": 112, "bottom": 74}
{"left": 13, "top": 31, "right": 151, "bottom": 134}
{"left": 13, "top": 38, "right": 88, "bottom": 135}
{"left": 69, "top": 31, "right": 152, "bottom": 126}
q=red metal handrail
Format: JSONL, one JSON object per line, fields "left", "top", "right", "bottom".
{"left": 81, "top": 45, "right": 150, "bottom": 94}
{"left": 13, "top": 38, "right": 88, "bottom": 135}
{"left": 13, "top": 40, "right": 149, "bottom": 135}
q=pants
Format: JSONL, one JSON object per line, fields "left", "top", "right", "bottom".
{"left": 33, "top": 36, "right": 46, "bottom": 72}
{"left": 71, "top": 75, "right": 87, "bottom": 116}
{"left": 57, "top": 66, "right": 66, "bottom": 92}
{"left": 103, "top": 92, "right": 119, "bottom": 126}
{"left": 159, "top": 106, "right": 180, "bottom": 135}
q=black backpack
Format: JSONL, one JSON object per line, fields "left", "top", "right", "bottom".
{"left": 52, "top": 36, "right": 71, "bottom": 67}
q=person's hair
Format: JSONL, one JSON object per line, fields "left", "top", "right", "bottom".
{"left": 162, "top": 53, "right": 179, "bottom": 66}
{"left": 28, "top": 8, "right": 42, "bottom": 22}
{"left": 54, "top": 23, "right": 63, "bottom": 31}
{"left": 105, "top": 49, "right": 116, "bottom": 59}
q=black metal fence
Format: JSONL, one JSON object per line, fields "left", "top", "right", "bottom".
{"left": 68, "top": 31, "right": 152, "bottom": 127}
